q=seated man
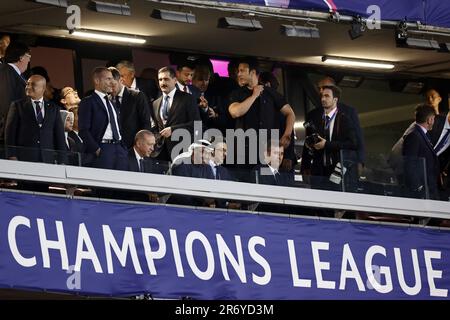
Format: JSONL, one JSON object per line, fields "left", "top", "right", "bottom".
{"left": 256, "top": 140, "right": 294, "bottom": 187}
{"left": 128, "top": 129, "right": 168, "bottom": 174}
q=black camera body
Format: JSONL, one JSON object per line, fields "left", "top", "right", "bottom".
{"left": 303, "top": 121, "right": 321, "bottom": 147}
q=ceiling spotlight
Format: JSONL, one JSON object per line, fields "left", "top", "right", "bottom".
{"left": 322, "top": 56, "right": 395, "bottom": 70}
{"left": 32, "top": 0, "right": 68, "bottom": 7}
{"left": 151, "top": 9, "right": 196, "bottom": 24}
{"left": 400, "top": 37, "right": 440, "bottom": 50}
{"left": 280, "top": 25, "right": 319, "bottom": 38}
{"left": 348, "top": 16, "right": 365, "bottom": 40}
{"left": 69, "top": 29, "right": 146, "bottom": 44}
{"left": 87, "top": 1, "right": 131, "bottom": 16}
{"left": 217, "top": 17, "right": 262, "bottom": 31}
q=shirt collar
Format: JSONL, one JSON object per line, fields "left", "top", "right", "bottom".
{"left": 131, "top": 78, "right": 137, "bottom": 90}
{"left": 416, "top": 123, "right": 428, "bottom": 135}
{"left": 164, "top": 87, "right": 177, "bottom": 100}
{"left": 31, "top": 97, "right": 44, "bottom": 105}
{"left": 444, "top": 112, "right": 450, "bottom": 129}
{"left": 177, "top": 81, "right": 188, "bottom": 92}
{"left": 324, "top": 106, "right": 338, "bottom": 118}
{"left": 94, "top": 90, "right": 108, "bottom": 100}
{"left": 134, "top": 147, "right": 143, "bottom": 161}
{"left": 268, "top": 165, "right": 278, "bottom": 175}
{"left": 8, "top": 63, "right": 21, "bottom": 76}
{"left": 118, "top": 85, "right": 125, "bottom": 98}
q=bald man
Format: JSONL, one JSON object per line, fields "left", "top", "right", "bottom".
{"left": 5, "top": 75, "right": 66, "bottom": 163}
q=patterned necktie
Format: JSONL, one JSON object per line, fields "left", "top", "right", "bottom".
{"left": 104, "top": 95, "right": 120, "bottom": 141}
{"left": 35, "top": 101, "right": 43, "bottom": 125}
{"left": 183, "top": 85, "right": 188, "bottom": 93}
{"left": 161, "top": 95, "right": 170, "bottom": 121}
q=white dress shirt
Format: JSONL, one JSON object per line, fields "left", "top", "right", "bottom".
{"left": 95, "top": 90, "right": 122, "bottom": 141}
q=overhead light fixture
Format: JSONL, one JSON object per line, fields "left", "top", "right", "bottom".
{"left": 401, "top": 38, "right": 440, "bottom": 50}
{"left": 32, "top": 0, "right": 68, "bottom": 7}
{"left": 280, "top": 25, "right": 319, "bottom": 38}
{"left": 322, "top": 56, "right": 395, "bottom": 70}
{"left": 348, "top": 16, "right": 366, "bottom": 40}
{"left": 150, "top": 9, "right": 196, "bottom": 24}
{"left": 87, "top": 1, "right": 131, "bottom": 16}
{"left": 69, "top": 29, "right": 146, "bottom": 44}
{"left": 217, "top": 17, "right": 262, "bottom": 31}
{"left": 395, "top": 21, "right": 440, "bottom": 50}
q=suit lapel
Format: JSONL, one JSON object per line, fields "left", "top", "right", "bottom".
{"left": 153, "top": 96, "right": 163, "bottom": 129}
{"left": 168, "top": 91, "right": 181, "bottom": 121}
{"left": 92, "top": 92, "right": 108, "bottom": 117}
{"left": 416, "top": 125, "right": 436, "bottom": 155}
{"left": 25, "top": 99, "right": 40, "bottom": 127}
{"left": 42, "top": 100, "right": 52, "bottom": 127}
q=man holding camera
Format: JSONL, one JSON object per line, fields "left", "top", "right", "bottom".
{"left": 300, "top": 85, "right": 357, "bottom": 191}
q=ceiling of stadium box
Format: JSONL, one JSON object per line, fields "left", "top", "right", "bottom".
{"left": 1, "top": 0, "right": 450, "bottom": 78}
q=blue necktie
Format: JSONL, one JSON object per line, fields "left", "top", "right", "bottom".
{"left": 161, "top": 95, "right": 170, "bottom": 121}
{"left": 35, "top": 101, "right": 43, "bottom": 125}
{"left": 434, "top": 129, "right": 450, "bottom": 155}
{"left": 104, "top": 95, "right": 120, "bottom": 141}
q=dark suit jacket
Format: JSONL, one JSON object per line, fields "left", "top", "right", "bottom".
{"left": 127, "top": 148, "right": 167, "bottom": 174}
{"left": 300, "top": 108, "right": 357, "bottom": 177}
{"left": 78, "top": 92, "right": 122, "bottom": 154}
{"left": 256, "top": 164, "right": 294, "bottom": 187}
{"left": 0, "top": 63, "right": 27, "bottom": 141}
{"left": 5, "top": 98, "right": 66, "bottom": 163}
{"left": 119, "top": 87, "right": 151, "bottom": 149}
{"left": 152, "top": 90, "right": 201, "bottom": 155}
{"left": 403, "top": 125, "right": 440, "bottom": 199}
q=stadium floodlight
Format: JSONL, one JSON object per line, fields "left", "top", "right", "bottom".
{"left": 150, "top": 9, "right": 196, "bottom": 24}
{"left": 87, "top": 1, "right": 131, "bottom": 16}
{"left": 217, "top": 17, "right": 262, "bottom": 31}
{"left": 322, "top": 56, "right": 395, "bottom": 70}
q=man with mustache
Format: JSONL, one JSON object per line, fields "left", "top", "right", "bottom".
{"left": 151, "top": 66, "right": 201, "bottom": 161}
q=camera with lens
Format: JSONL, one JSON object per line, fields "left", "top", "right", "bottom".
{"left": 303, "top": 121, "right": 321, "bottom": 148}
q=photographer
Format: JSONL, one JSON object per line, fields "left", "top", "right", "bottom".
{"left": 300, "top": 85, "right": 357, "bottom": 191}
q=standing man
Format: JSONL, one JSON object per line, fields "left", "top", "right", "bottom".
{"left": 0, "top": 41, "right": 30, "bottom": 144}
{"left": 108, "top": 67, "right": 151, "bottom": 149}
{"left": 228, "top": 57, "right": 295, "bottom": 167}
{"left": 317, "top": 76, "right": 365, "bottom": 175}
{"left": 300, "top": 85, "right": 357, "bottom": 191}
{"left": 78, "top": 67, "right": 128, "bottom": 170}
{"left": 152, "top": 66, "right": 201, "bottom": 161}
{"left": 403, "top": 104, "right": 440, "bottom": 200}
{"left": 116, "top": 60, "right": 158, "bottom": 103}
{"left": 5, "top": 75, "right": 66, "bottom": 163}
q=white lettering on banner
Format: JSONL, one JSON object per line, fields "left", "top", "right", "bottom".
{"left": 74, "top": 223, "right": 103, "bottom": 273}
{"left": 311, "top": 241, "right": 336, "bottom": 290}
{"left": 248, "top": 236, "right": 271, "bottom": 286}
{"left": 424, "top": 250, "right": 448, "bottom": 297}
{"left": 5, "top": 215, "right": 449, "bottom": 298}
{"left": 217, "top": 235, "right": 247, "bottom": 283}
{"left": 8, "top": 216, "right": 36, "bottom": 267}
{"left": 170, "top": 229, "right": 185, "bottom": 277}
{"left": 103, "top": 226, "right": 143, "bottom": 274}
{"left": 141, "top": 228, "right": 167, "bottom": 275}
{"left": 339, "top": 244, "right": 365, "bottom": 291}
{"left": 185, "top": 231, "right": 215, "bottom": 281}
{"left": 394, "top": 248, "right": 421, "bottom": 296}
{"left": 365, "top": 245, "right": 393, "bottom": 294}
{"left": 287, "top": 240, "right": 312, "bottom": 288}
{"left": 37, "top": 219, "right": 69, "bottom": 270}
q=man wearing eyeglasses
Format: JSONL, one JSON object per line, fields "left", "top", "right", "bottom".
{"left": 0, "top": 41, "right": 30, "bottom": 145}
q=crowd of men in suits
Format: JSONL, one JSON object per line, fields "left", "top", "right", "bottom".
{"left": 1, "top": 37, "right": 450, "bottom": 203}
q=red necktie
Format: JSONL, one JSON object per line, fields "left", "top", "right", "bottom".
{"left": 183, "top": 86, "right": 188, "bottom": 93}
